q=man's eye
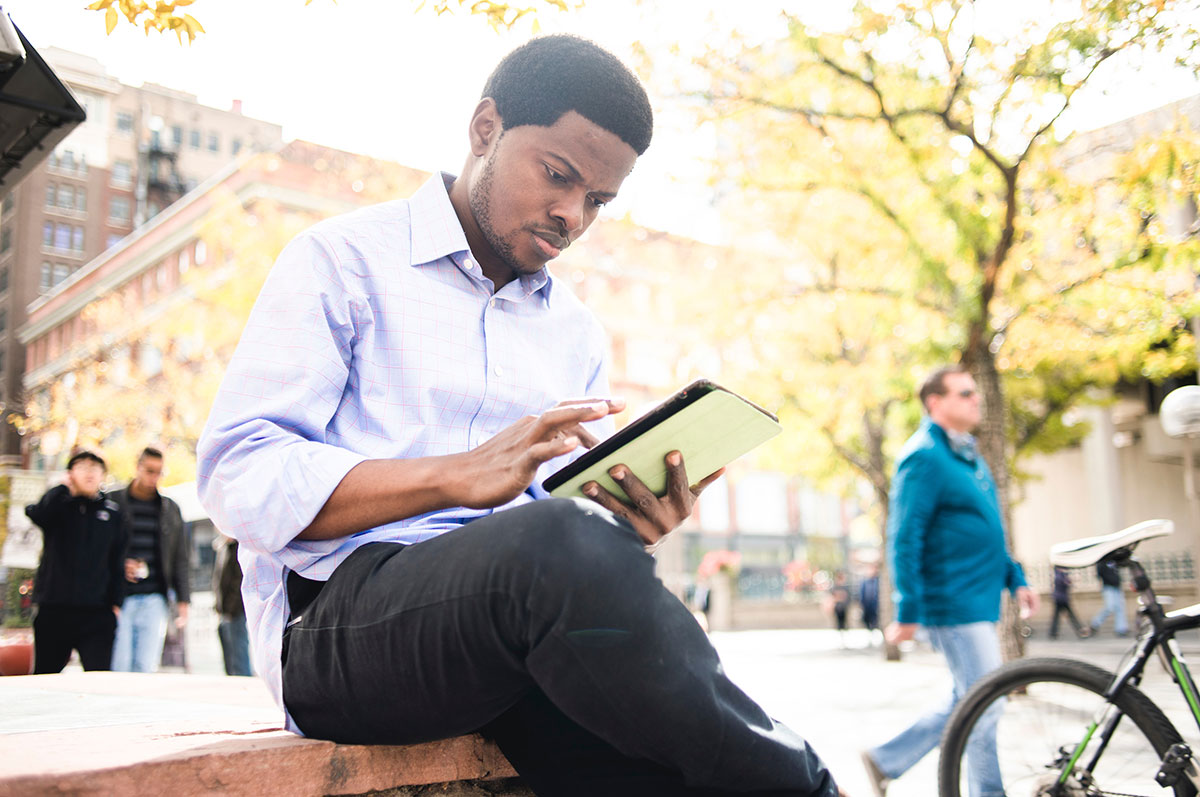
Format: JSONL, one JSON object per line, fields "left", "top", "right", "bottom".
{"left": 545, "top": 165, "right": 567, "bottom": 183}
{"left": 588, "top": 196, "right": 608, "bottom": 209}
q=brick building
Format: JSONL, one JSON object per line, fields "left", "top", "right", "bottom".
{"left": 0, "top": 47, "right": 281, "bottom": 460}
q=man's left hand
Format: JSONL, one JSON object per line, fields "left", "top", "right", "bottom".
{"left": 175, "top": 602, "right": 189, "bottom": 629}
{"left": 1016, "top": 586, "right": 1040, "bottom": 619}
{"left": 581, "top": 451, "right": 724, "bottom": 548}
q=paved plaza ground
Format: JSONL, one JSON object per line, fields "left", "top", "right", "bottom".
{"left": 48, "top": 594, "right": 1200, "bottom": 796}
{"left": 713, "top": 625, "right": 1200, "bottom": 797}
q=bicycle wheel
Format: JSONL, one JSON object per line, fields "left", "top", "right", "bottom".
{"left": 939, "top": 657, "right": 1196, "bottom": 797}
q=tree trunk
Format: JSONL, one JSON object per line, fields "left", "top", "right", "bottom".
{"left": 969, "top": 344, "right": 1027, "bottom": 662}
{"left": 876, "top": 497, "right": 902, "bottom": 662}
{"left": 862, "top": 409, "right": 900, "bottom": 661}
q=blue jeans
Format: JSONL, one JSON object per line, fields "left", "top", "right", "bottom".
{"left": 868, "top": 622, "right": 1004, "bottom": 797}
{"left": 218, "top": 615, "right": 253, "bottom": 676}
{"left": 111, "top": 592, "right": 168, "bottom": 672}
{"left": 1090, "top": 585, "right": 1129, "bottom": 634}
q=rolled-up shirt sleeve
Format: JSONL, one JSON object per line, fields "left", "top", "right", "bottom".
{"left": 197, "top": 231, "right": 368, "bottom": 555}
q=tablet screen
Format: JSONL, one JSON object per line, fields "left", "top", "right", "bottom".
{"left": 542, "top": 380, "right": 782, "bottom": 500}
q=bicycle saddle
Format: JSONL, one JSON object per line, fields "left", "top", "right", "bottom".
{"left": 1049, "top": 519, "right": 1174, "bottom": 568}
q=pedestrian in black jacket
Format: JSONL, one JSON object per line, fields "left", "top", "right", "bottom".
{"left": 25, "top": 450, "right": 125, "bottom": 673}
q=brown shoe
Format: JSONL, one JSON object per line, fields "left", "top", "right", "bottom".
{"left": 860, "top": 750, "right": 890, "bottom": 797}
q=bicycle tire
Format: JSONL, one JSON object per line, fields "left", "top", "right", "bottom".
{"left": 938, "top": 657, "right": 1196, "bottom": 797}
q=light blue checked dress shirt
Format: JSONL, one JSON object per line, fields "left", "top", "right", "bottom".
{"left": 197, "top": 173, "right": 613, "bottom": 715}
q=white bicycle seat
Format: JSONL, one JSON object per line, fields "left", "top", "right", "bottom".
{"left": 1049, "top": 519, "right": 1175, "bottom": 568}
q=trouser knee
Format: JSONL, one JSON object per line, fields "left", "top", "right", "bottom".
{"left": 498, "top": 498, "right": 652, "bottom": 599}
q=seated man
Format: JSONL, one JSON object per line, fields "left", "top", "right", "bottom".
{"left": 197, "top": 34, "right": 839, "bottom": 797}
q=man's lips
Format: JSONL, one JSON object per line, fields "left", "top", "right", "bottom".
{"left": 532, "top": 231, "right": 569, "bottom": 258}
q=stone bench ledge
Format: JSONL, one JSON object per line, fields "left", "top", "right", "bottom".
{"left": 0, "top": 672, "right": 526, "bottom": 796}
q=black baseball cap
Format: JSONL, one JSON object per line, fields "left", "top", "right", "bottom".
{"left": 66, "top": 450, "right": 106, "bottom": 471}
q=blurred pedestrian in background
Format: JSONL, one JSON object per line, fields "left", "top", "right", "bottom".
{"left": 26, "top": 451, "right": 125, "bottom": 673}
{"left": 213, "top": 533, "right": 251, "bottom": 676}
{"left": 1049, "top": 565, "right": 1089, "bottom": 639}
{"left": 859, "top": 563, "right": 880, "bottom": 640}
{"left": 110, "top": 447, "right": 190, "bottom": 672}
{"left": 825, "top": 572, "right": 851, "bottom": 647}
{"left": 1089, "top": 559, "right": 1129, "bottom": 638}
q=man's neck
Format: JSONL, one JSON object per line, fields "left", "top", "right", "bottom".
{"left": 929, "top": 416, "right": 970, "bottom": 437}
{"left": 129, "top": 480, "right": 156, "bottom": 501}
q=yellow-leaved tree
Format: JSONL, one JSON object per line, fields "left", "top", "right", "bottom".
{"left": 84, "top": 0, "right": 580, "bottom": 43}
{"left": 678, "top": 0, "right": 1200, "bottom": 657}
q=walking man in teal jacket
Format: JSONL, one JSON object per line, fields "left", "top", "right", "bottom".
{"left": 860, "top": 366, "right": 1039, "bottom": 797}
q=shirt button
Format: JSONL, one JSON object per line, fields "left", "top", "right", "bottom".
{"left": 493, "top": 365, "right": 503, "bottom": 377}
{"left": 464, "top": 258, "right": 475, "bottom": 271}
{"left": 489, "top": 298, "right": 497, "bottom": 308}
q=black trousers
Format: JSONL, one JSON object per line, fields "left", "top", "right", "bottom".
{"left": 1049, "top": 600, "right": 1086, "bottom": 638}
{"left": 281, "top": 499, "right": 837, "bottom": 796}
{"left": 33, "top": 605, "right": 116, "bottom": 673}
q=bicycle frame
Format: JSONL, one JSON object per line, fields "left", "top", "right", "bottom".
{"left": 1056, "top": 554, "right": 1200, "bottom": 791}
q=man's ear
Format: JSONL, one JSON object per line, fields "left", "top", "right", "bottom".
{"left": 469, "top": 98, "right": 502, "bottom": 157}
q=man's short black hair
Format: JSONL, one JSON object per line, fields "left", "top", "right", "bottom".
{"left": 481, "top": 34, "right": 653, "bottom": 155}
{"left": 139, "top": 446, "right": 164, "bottom": 461}
{"left": 67, "top": 450, "right": 106, "bottom": 471}
{"left": 919, "top": 366, "right": 969, "bottom": 410}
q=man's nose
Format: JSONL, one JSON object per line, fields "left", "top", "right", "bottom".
{"left": 550, "top": 191, "right": 587, "bottom": 234}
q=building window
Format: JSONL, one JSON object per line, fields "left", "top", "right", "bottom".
{"left": 0, "top": 266, "right": 9, "bottom": 292}
{"left": 178, "top": 246, "right": 190, "bottom": 273}
{"left": 189, "top": 129, "right": 200, "bottom": 149}
{"left": 39, "top": 262, "right": 51, "bottom": 291}
{"left": 76, "top": 190, "right": 87, "bottom": 213}
{"left": 57, "top": 184, "right": 74, "bottom": 210}
{"left": 61, "top": 151, "right": 76, "bottom": 171}
{"left": 109, "top": 196, "right": 131, "bottom": 223}
{"left": 42, "top": 223, "right": 53, "bottom": 247}
{"left": 0, "top": 349, "right": 6, "bottom": 376}
{"left": 150, "top": 129, "right": 161, "bottom": 149}
{"left": 116, "top": 112, "right": 133, "bottom": 133}
{"left": 0, "top": 309, "right": 8, "bottom": 335}
{"left": 54, "top": 223, "right": 70, "bottom": 249}
{"left": 52, "top": 263, "right": 68, "bottom": 286}
{"left": 171, "top": 124, "right": 183, "bottom": 148}
{"left": 111, "top": 160, "right": 132, "bottom": 185}
{"left": 0, "top": 227, "right": 9, "bottom": 255}
{"left": 45, "top": 183, "right": 56, "bottom": 208}
{"left": 207, "top": 132, "right": 219, "bottom": 153}
{"left": 106, "top": 233, "right": 123, "bottom": 249}
{"left": 1, "top": 193, "right": 12, "bottom": 215}
{"left": 194, "top": 239, "right": 207, "bottom": 264}
{"left": 156, "top": 262, "right": 168, "bottom": 290}
{"left": 232, "top": 138, "right": 242, "bottom": 156}
{"left": 72, "top": 226, "right": 84, "bottom": 252}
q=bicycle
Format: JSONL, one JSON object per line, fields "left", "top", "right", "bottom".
{"left": 938, "top": 519, "right": 1200, "bottom": 797}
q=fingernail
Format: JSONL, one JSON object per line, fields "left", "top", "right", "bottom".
{"left": 563, "top": 436, "right": 579, "bottom": 446}
{"left": 667, "top": 452, "right": 681, "bottom": 466}
{"left": 583, "top": 483, "right": 598, "bottom": 496}
{"left": 610, "top": 467, "right": 626, "bottom": 480}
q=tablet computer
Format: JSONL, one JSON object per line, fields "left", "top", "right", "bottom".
{"left": 542, "top": 379, "right": 782, "bottom": 500}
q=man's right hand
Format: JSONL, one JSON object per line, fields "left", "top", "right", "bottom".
{"left": 885, "top": 622, "right": 917, "bottom": 645}
{"left": 451, "top": 398, "right": 625, "bottom": 509}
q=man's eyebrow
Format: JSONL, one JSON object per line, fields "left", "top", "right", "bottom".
{"left": 547, "top": 152, "right": 618, "bottom": 198}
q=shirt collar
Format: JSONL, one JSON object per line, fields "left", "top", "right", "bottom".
{"left": 926, "top": 418, "right": 979, "bottom": 463}
{"left": 408, "top": 172, "right": 556, "bottom": 307}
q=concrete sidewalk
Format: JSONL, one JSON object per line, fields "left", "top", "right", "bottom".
{"left": 712, "top": 627, "right": 1200, "bottom": 797}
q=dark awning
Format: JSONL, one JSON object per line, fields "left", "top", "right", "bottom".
{"left": 0, "top": 12, "right": 86, "bottom": 192}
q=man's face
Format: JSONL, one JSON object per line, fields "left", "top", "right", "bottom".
{"left": 929, "top": 373, "right": 982, "bottom": 433}
{"left": 467, "top": 109, "right": 638, "bottom": 283}
{"left": 135, "top": 456, "right": 164, "bottom": 492}
{"left": 68, "top": 460, "right": 105, "bottom": 496}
